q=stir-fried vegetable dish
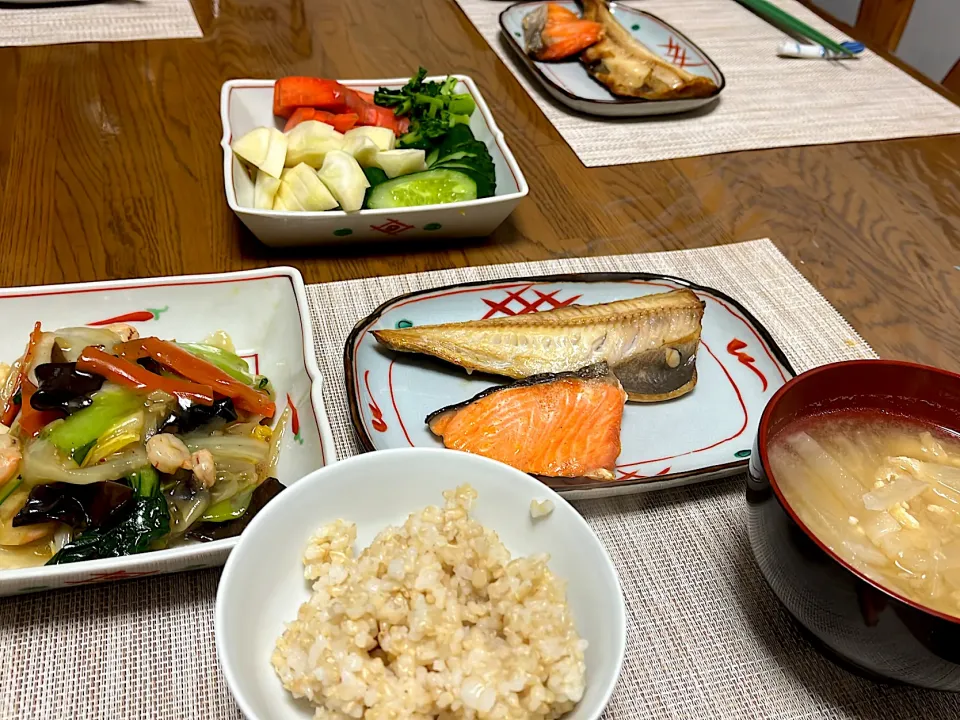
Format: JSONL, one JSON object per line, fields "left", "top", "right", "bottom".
{"left": 0, "top": 323, "right": 287, "bottom": 569}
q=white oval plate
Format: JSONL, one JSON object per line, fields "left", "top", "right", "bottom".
{"left": 216, "top": 448, "right": 626, "bottom": 720}
{"left": 500, "top": 1, "right": 725, "bottom": 117}
{"left": 0, "top": 268, "right": 337, "bottom": 596}
{"left": 345, "top": 273, "right": 794, "bottom": 499}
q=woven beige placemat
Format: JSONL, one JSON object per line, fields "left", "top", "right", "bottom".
{"left": 2, "top": 239, "right": 959, "bottom": 719}
{"left": 454, "top": 0, "right": 960, "bottom": 167}
{"left": 0, "top": 0, "right": 202, "bottom": 48}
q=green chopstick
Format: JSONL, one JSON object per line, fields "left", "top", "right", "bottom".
{"left": 734, "top": 0, "right": 855, "bottom": 56}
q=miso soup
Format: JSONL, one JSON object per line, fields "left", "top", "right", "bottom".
{"left": 769, "top": 412, "right": 960, "bottom": 618}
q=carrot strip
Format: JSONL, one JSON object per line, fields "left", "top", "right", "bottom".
{"left": 19, "top": 380, "right": 61, "bottom": 438}
{"left": 77, "top": 347, "right": 215, "bottom": 406}
{"left": 115, "top": 339, "right": 275, "bottom": 418}
{"left": 330, "top": 113, "right": 359, "bottom": 133}
{"left": 283, "top": 107, "right": 318, "bottom": 132}
{"left": 273, "top": 77, "right": 349, "bottom": 118}
{"left": 1, "top": 322, "right": 43, "bottom": 427}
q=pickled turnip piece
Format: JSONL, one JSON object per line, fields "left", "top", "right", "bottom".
{"left": 285, "top": 121, "right": 345, "bottom": 168}
{"left": 317, "top": 150, "right": 368, "bottom": 212}
{"left": 254, "top": 170, "right": 282, "bottom": 210}
{"left": 274, "top": 163, "right": 338, "bottom": 212}
{"left": 344, "top": 126, "right": 396, "bottom": 152}
{"left": 232, "top": 127, "right": 288, "bottom": 179}
{"left": 342, "top": 135, "right": 380, "bottom": 168}
{"left": 373, "top": 149, "right": 427, "bottom": 179}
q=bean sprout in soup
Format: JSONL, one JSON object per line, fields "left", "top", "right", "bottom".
{"left": 769, "top": 412, "right": 960, "bottom": 619}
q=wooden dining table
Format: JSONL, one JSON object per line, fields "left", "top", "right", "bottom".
{"left": 0, "top": 0, "right": 957, "bottom": 379}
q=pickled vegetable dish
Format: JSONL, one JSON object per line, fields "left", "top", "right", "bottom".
{"left": 769, "top": 412, "right": 960, "bottom": 618}
{"left": 0, "top": 323, "right": 287, "bottom": 569}
{"left": 231, "top": 69, "right": 497, "bottom": 213}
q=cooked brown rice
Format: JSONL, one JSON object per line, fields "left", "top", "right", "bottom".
{"left": 271, "top": 484, "right": 587, "bottom": 719}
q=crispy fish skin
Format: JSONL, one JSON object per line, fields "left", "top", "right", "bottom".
{"left": 427, "top": 363, "right": 626, "bottom": 480}
{"left": 373, "top": 288, "right": 705, "bottom": 402}
{"left": 579, "top": 0, "right": 717, "bottom": 100}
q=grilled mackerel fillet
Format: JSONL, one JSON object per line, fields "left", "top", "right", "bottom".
{"left": 374, "top": 288, "right": 705, "bottom": 402}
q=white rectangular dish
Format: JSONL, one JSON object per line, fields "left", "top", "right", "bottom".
{"left": 220, "top": 76, "right": 529, "bottom": 247}
{"left": 0, "top": 267, "right": 337, "bottom": 596}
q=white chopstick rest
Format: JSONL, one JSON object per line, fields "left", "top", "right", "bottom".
{"left": 777, "top": 40, "right": 864, "bottom": 59}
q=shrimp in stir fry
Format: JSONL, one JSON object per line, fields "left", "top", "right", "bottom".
{"left": 0, "top": 322, "right": 282, "bottom": 569}
{"left": 190, "top": 449, "right": 216, "bottom": 490}
{"left": 0, "top": 435, "right": 20, "bottom": 486}
{"left": 146, "top": 434, "right": 192, "bottom": 474}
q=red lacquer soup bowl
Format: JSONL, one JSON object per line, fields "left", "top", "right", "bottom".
{"left": 747, "top": 360, "right": 960, "bottom": 690}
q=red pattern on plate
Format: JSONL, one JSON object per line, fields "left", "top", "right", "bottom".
{"left": 726, "top": 338, "right": 768, "bottom": 391}
{"left": 388, "top": 359, "right": 415, "bottom": 447}
{"left": 286, "top": 393, "right": 304, "bottom": 444}
{"left": 481, "top": 285, "right": 582, "bottom": 319}
{"left": 370, "top": 219, "right": 415, "bottom": 236}
{"left": 659, "top": 37, "right": 707, "bottom": 68}
{"left": 88, "top": 306, "right": 168, "bottom": 325}
{"left": 364, "top": 370, "right": 388, "bottom": 432}
{"left": 617, "top": 466, "right": 672, "bottom": 482}
{"left": 240, "top": 352, "right": 260, "bottom": 375}
{"left": 64, "top": 569, "right": 158, "bottom": 585}
{"left": 615, "top": 339, "right": 748, "bottom": 469}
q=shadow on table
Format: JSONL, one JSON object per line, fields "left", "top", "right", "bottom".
{"left": 726, "top": 522, "right": 956, "bottom": 719}
{"left": 236, "top": 222, "right": 511, "bottom": 263}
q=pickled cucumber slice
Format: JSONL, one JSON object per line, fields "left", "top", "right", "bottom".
{"left": 365, "top": 169, "right": 477, "bottom": 209}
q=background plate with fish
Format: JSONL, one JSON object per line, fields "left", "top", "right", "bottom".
{"left": 345, "top": 273, "right": 794, "bottom": 498}
{"left": 500, "top": 0, "right": 725, "bottom": 117}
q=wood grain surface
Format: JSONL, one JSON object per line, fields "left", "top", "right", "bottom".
{"left": 0, "top": 0, "right": 957, "bottom": 374}
{"left": 854, "top": 0, "right": 916, "bottom": 51}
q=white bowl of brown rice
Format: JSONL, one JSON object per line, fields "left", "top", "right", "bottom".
{"left": 215, "top": 448, "right": 625, "bottom": 719}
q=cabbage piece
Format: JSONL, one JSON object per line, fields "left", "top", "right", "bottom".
{"left": 81, "top": 412, "right": 144, "bottom": 468}
{"left": 51, "top": 327, "right": 124, "bottom": 362}
{"left": 263, "top": 407, "right": 289, "bottom": 480}
{"left": 184, "top": 435, "right": 269, "bottom": 465}
{"left": 21, "top": 439, "right": 148, "bottom": 486}
{"left": 165, "top": 482, "right": 211, "bottom": 535}
{"left": 186, "top": 478, "right": 285, "bottom": 541}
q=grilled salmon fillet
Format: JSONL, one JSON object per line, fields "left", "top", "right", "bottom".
{"left": 426, "top": 363, "right": 626, "bottom": 480}
{"left": 523, "top": 3, "right": 604, "bottom": 62}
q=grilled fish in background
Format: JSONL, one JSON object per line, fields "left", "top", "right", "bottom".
{"left": 579, "top": 0, "right": 718, "bottom": 99}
